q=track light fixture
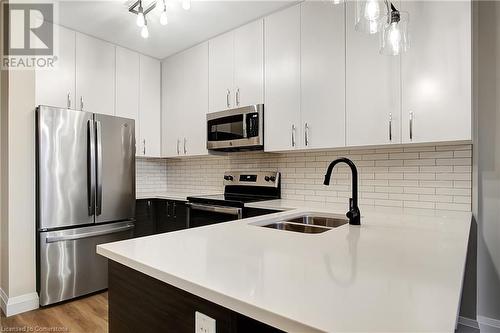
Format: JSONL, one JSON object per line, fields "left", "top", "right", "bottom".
{"left": 129, "top": 0, "right": 190, "bottom": 38}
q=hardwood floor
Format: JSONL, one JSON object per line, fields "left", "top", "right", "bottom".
{"left": 0, "top": 292, "right": 108, "bottom": 333}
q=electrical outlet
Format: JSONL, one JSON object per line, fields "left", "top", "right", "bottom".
{"left": 195, "top": 311, "right": 216, "bottom": 333}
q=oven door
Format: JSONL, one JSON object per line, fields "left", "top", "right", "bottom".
{"left": 186, "top": 203, "right": 243, "bottom": 228}
{"left": 207, "top": 105, "right": 263, "bottom": 151}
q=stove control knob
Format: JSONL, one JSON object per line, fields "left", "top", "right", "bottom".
{"left": 224, "top": 175, "right": 234, "bottom": 181}
{"left": 265, "top": 176, "right": 276, "bottom": 182}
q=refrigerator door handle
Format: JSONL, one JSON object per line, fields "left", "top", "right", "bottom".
{"left": 87, "top": 119, "right": 96, "bottom": 216}
{"left": 45, "top": 223, "right": 134, "bottom": 243}
{"left": 95, "top": 120, "right": 103, "bottom": 216}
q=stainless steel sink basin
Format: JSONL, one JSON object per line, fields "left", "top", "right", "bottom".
{"left": 285, "top": 215, "right": 348, "bottom": 228}
{"left": 257, "top": 214, "right": 348, "bottom": 234}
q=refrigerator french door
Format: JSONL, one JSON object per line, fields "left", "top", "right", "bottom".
{"left": 36, "top": 105, "right": 136, "bottom": 306}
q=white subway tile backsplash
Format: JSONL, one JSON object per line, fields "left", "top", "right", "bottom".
{"left": 136, "top": 144, "right": 472, "bottom": 212}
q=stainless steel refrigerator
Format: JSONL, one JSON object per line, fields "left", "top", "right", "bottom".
{"left": 36, "top": 105, "right": 136, "bottom": 306}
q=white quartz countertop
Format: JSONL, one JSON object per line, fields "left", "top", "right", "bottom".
{"left": 97, "top": 201, "right": 472, "bottom": 332}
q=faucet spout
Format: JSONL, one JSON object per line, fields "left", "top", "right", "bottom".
{"left": 324, "top": 158, "right": 361, "bottom": 225}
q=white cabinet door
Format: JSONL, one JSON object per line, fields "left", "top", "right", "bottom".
{"left": 264, "top": 4, "right": 301, "bottom": 152}
{"left": 182, "top": 42, "right": 209, "bottom": 156}
{"left": 163, "top": 55, "right": 183, "bottom": 157}
{"left": 139, "top": 55, "right": 161, "bottom": 157}
{"left": 234, "top": 19, "right": 264, "bottom": 108}
{"left": 75, "top": 33, "right": 115, "bottom": 115}
{"left": 345, "top": 1, "right": 401, "bottom": 147}
{"left": 115, "top": 47, "right": 140, "bottom": 150}
{"left": 401, "top": 1, "right": 471, "bottom": 143}
{"left": 209, "top": 31, "right": 234, "bottom": 113}
{"left": 301, "top": 1, "right": 345, "bottom": 149}
{"left": 35, "top": 25, "right": 75, "bottom": 109}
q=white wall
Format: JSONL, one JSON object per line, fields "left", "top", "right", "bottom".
{"left": 476, "top": 1, "right": 500, "bottom": 331}
{"left": 0, "top": 68, "right": 38, "bottom": 316}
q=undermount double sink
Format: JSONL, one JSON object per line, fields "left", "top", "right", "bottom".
{"left": 253, "top": 214, "right": 348, "bottom": 234}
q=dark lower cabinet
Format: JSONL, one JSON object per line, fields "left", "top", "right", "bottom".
{"left": 109, "top": 261, "right": 283, "bottom": 333}
{"left": 135, "top": 199, "right": 188, "bottom": 237}
{"left": 244, "top": 207, "right": 281, "bottom": 218}
{"left": 134, "top": 199, "right": 157, "bottom": 237}
{"left": 156, "top": 200, "right": 187, "bottom": 233}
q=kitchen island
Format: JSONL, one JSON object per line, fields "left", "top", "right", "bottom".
{"left": 97, "top": 202, "right": 471, "bottom": 332}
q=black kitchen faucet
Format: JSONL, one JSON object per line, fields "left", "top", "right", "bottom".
{"left": 323, "top": 158, "right": 361, "bottom": 225}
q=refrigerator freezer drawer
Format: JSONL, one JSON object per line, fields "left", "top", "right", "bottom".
{"left": 38, "top": 221, "right": 134, "bottom": 306}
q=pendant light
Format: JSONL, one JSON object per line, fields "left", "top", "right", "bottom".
{"left": 380, "top": 2, "right": 409, "bottom": 55}
{"left": 141, "top": 19, "right": 149, "bottom": 39}
{"left": 159, "top": 0, "right": 168, "bottom": 25}
{"left": 355, "top": 0, "right": 383, "bottom": 34}
{"left": 136, "top": 0, "right": 145, "bottom": 27}
{"left": 182, "top": 0, "right": 191, "bottom": 11}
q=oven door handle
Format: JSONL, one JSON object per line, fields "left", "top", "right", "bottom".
{"left": 186, "top": 203, "right": 243, "bottom": 219}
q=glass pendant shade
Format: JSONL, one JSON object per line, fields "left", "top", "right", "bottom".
{"left": 160, "top": 10, "right": 168, "bottom": 25}
{"left": 380, "top": 11, "right": 409, "bottom": 55}
{"left": 141, "top": 21, "right": 149, "bottom": 39}
{"left": 182, "top": 0, "right": 191, "bottom": 10}
{"left": 355, "top": 0, "right": 384, "bottom": 34}
{"left": 136, "top": 11, "right": 145, "bottom": 27}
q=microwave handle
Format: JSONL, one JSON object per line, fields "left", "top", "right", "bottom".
{"left": 242, "top": 113, "right": 247, "bottom": 138}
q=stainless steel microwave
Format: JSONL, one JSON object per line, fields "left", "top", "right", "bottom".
{"left": 207, "top": 104, "right": 264, "bottom": 151}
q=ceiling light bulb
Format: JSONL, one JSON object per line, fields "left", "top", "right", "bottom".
{"left": 141, "top": 23, "right": 149, "bottom": 39}
{"left": 136, "top": 11, "right": 145, "bottom": 27}
{"left": 364, "top": 0, "right": 380, "bottom": 21}
{"left": 182, "top": 0, "right": 191, "bottom": 10}
{"left": 160, "top": 10, "right": 168, "bottom": 25}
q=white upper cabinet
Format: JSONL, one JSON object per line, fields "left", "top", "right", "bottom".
{"left": 182, "top": 42, "right": 209, "bottom": 156}
{"left": 139, "top": 55, "right": 161, "bottom": 157}
{"left": 75, "top": 33, "right": 115, "bottom": 115}
{"left": 345, "top": 1, "right": 401, "bottom": 147}
{"left": 233, "top": 19, "right": 264, "bottom": 108}
{"left": 209, "top": 19, "right": 264, "bottom": 112}
{"left": 400, "top": 1, "right": 471, "bottom": 144}
{"left": 301, "top": 1, "right": 345, "bottom": 149}
{"left": 163, "top": 55, "right": 183, "bottom": 158}
{"left": 115, "top": 47, "right": 140, "bottom": 148}
{"left": 264, "top": 4, "right": 301, "bottom": 152}
{"left": 209, "top": 31, "right": 234, "bottom": 112}
{"left": 35, "top": 25, "right": 75, "bottom": 109}
{"left": 163, "top": 42, "right": 209, "bottom": 157}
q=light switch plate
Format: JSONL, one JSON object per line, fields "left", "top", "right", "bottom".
{"left": 195, "top": 311, "right": 216, "bottom": 333}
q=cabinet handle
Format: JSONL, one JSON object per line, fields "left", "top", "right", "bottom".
{"left": 173, "top": 202, "right": 177, "bottom": 218}
{"left": 409, "top": 111, "right": 414, "bottom": 141}
{"left": 67, "top": 92, "right": 71, "bottom": 108}
{"left": 176, "top": 139, "right": 180, "bottom": 155}
{"left": 166, "top": 201, "right": 170, "bottom": 217}
{"left": 389, "top": 113, "right": 392, "bottom": 142}
{"left": 183, "top": 138, "right": 187, "bottom": 155}
{"left": 80, "top": 96, "right": 84, "bottom": 111}
{"left": 143, "top": 139, "right": 146, "bottom": 155}
{"left": 304, "top": 122, "right": 309, "bottom": 147}
{"left": 291, "top": 124, "right": 296, "bottom": 147}
{"left": 236, "top": 88, "right": 240, "bottom": 107}
{"left": 226, "top": 89, "right": 231, "bottom": 108}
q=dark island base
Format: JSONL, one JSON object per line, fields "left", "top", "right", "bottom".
{"left": 108, "top": 261, "right": 285, "bottom": 333}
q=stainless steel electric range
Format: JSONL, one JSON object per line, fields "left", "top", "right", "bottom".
{"left": 186, "top": 171, "right": 281, "bottom": 228}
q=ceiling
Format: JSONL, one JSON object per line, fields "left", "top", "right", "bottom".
{"left": 57, "top": 0, "right": 297, "bottom": 59}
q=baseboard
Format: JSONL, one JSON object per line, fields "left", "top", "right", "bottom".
{"left": 0, "top": 288, "right": 39, "bottom": 317}
{"left": 478, "top": 315, "right": 500, "bottom": 331}
{"left": 459, "top": 316, "right": 480, "bottom": 329}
